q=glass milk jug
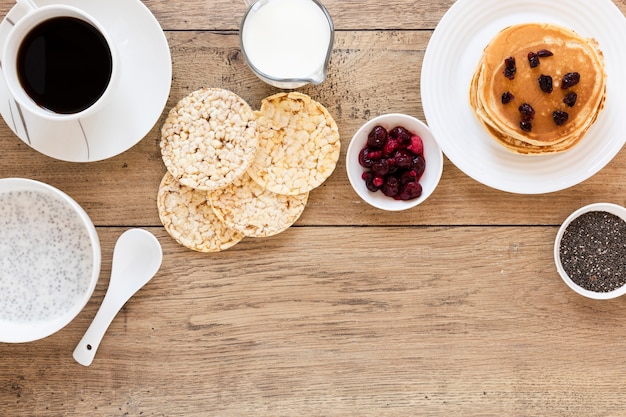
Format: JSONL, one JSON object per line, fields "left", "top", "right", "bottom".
{"left": 240, "top": 0, "right": 334, "bottom": 89}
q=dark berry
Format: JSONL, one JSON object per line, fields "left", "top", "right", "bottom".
{"left": 538, "top": 74, "right": 553, "bottom": 93}
{"left": 367, "top": 125, "right": 388, "bottom": 148}
{"left": 389, "top": 126, "right": 412, "bottom": 144}
{"left": 358, "top": 147, "right": 374, "bottom": 168}
{"left": 563, "top": 91, "right": 577, "bottom": 107}
{"left": 528, "top": 52, "right": 540, "bottom": 68}
{"left": 399, "top": 170, "right": 418, "bottom": 186}
{"left": 411, "top": 155, "right": 426, "bottom": 178}
{"left": 520, "top": 120, "right": 532, "bottom": 132}
{"left": 561, "top": 72, "right": 580, "bottom": 89}
{"left": 381, "top": 176, "right": 400, "bottom": 198}
{"left": 501, "top": 91, "right": 514, "bottom": 104}
{"left": 393, "top": 149, "right": 413, "bottom": 168}
{"left": 519, "top": 103, "right": 535, "bottom": 119}
{"left": 396, "top": 182, "right": 423, "bottom": 201}
{"left": 553, "top": 110, "right": 569, "bottom": 126}
{"left": 371, "top": 159, "right": 390, "bottom": 177}
{"left": 362, "top": 171, "right": 379, "bottom": 192}
{"left": 537, "top": 49, "right": 553, "bottom": 57}
{"left": 503, "top": 56, "right": 516, "bottom": 80}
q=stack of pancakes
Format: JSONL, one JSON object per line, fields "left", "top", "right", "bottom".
{"left": 470, "top": 23, "right": 606, "bottom": 154}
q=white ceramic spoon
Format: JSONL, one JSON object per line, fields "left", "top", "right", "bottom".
{"left": 73, "top": 228, "right": 163, "bottom": 366}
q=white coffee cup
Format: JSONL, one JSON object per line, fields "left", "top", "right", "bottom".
{"left": 2, "top": 0, "right": 118, "bottom": 121}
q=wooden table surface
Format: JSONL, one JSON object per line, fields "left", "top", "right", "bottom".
{"left": 3, "top": 0, "right": 626, "bottom": 415}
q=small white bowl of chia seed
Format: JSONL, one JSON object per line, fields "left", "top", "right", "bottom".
{"left": 0, "top": 178, "right": 101, "bottom": 342}
{"left": 554, "top": 202, "right": 626, "bottom": 300}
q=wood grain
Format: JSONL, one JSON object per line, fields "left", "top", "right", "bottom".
{"left": 141, "top": 0, "right": 455, "bottom": 31}
{"left": 4, "top": 227, "right": 626, "bottom": 416}
{"left": 2, "top": 1, "right": 626, "bottom": 416}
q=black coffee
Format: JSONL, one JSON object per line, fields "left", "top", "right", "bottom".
{"left": 16, "top": 16, "right": 112, "bottom": 114}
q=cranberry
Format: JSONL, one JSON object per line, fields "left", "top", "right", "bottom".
{"left": 359, "top": 124, "right": 427, "bottom": 202}
{"left": 367, "top": 125, "right": 388, "bottom": 148}
{"left": 407, "top": 135, "right": 423, "bottom": 155}
{"left": 563, "top": 92, "right": 577, "bottom": 107}
{"left": 561, "top": 72, "right": 580, "bottom": 89}
{"left": 382, "top": 138, "right": 400, "bottom": 157}
{"left": 537, "top": 49, "right": 553, "bottom": 57}
{"left": 538, "top": 75, "right": 553, "bottom": 93}
{"left": 553, "top": 110, "right": 569, "bottom": 126}
{"left": 503, "top": 56, "right": 516, "bottom": 80}
{"left": 501, "top": 91, "right": 514, "bottom": 104}
{"left": 528, "top": 52, "right": 540, "bottom": 68}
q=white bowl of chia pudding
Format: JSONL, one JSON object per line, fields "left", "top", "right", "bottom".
{"left": 554, "top": 202, "right": 626, "bottom": 300}
{"left": 0, "top": 178, "right": 101, "bottom": 343}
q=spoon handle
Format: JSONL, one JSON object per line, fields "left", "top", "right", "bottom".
{"left": 72, "top": 290, "right": 129, "bottom": 366}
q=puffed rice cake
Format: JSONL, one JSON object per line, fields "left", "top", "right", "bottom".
{"left": 160, "top": 88, "right": 258, "bottom": 191}
{"left": 247, "top": 92, "right": 340, "bottom": 195}
{"left": 208, "top": 173, "right": 309, "bottom": 238}
{"left": 157, "top": 171, "right": 243, "bottom": 252}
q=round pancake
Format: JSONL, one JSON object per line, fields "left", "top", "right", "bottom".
{"left": 470, "top": 23, "right": 606, "bottom": 154}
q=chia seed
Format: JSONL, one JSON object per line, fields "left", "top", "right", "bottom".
{"left": 559, "top": 210, "right": 626, "bottom": 293}
{"left": 0, "top": 189, "right": 94, "bottom": 323}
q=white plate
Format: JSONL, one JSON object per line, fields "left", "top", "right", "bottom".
{"left": 0, "top": 0, "right": 172, "bottom": 162}
{"left": 421, "top": 0, "right": 626, "bottom": 194}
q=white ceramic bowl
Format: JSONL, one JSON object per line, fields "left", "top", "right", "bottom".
{"left": 0, "top": 178, "right": 101, "bottom": 342}
{"left": 554, "top": 202, "right": 626, "bottom": 300}
{"left": 346, "top": 113, "right": 443, "bottom": 211}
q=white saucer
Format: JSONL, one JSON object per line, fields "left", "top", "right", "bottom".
{"left": 0, "top": 0, "right": 172, "bottom": 162}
